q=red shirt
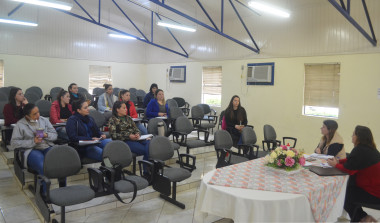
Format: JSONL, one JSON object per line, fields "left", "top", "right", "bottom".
{"left": 49, "top": 100, "right": 74, "bottom": 124}
{"left": 3, "top": 103, "right": 23, "bottom": 126}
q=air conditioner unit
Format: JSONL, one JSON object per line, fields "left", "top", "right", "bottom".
{"left": 247, "top": 63, "right": 274, "bottom": 85}
{"left": 169, "top": 66, "right": 186, "bottom": 82}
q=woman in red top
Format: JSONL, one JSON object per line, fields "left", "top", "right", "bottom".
{"left": 328, "top": 125, "right": 380, "bottom": 222}
{"left": 118, "top": 89, "right": 147, "bottom": 135}
{"left": 3, "top": 87, "right": 28, "bottom": 126}
{"left": 49, "top": 89, "right": 74, "bottom": 141}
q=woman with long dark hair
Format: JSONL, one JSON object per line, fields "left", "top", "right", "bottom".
{"left": 118, "top": 89, "right": 148, "bottom": 135}
{"left": 143, "top": 83, "right": 158, "bottom": 108}
{"left": 3, "top": 87, "right": 28, "bottom": 126}
{"left": 68, "top": 83, "right": 85, "bottom": 104}
{"left": 328, "top": 126, "right": 380, "bottom": 222}
{"left": 224, "top": 95, "right": 247, "bottom": 146}
{"left": 315, "top": 120, "right": 346, "bottom": 158}
{"left": 50, "top": 89, "right": 73, "bottom": 140}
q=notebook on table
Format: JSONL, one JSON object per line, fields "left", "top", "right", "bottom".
{"left": 309, "top": 166, "right": 349, "bottom": 176}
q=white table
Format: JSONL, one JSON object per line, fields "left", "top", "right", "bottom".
{"left": 195, "top": 169, "right": 348, "bottom": 223}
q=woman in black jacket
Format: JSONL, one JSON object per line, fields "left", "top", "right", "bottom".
{"left": 224, "top": 95, "right": 248, "bottom": 147}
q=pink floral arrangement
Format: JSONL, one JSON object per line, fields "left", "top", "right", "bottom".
{"left": 264, "top": 145, "right": 305, "bottom": 171}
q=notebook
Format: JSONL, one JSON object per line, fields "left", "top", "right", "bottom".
{"left": 309, "top": 166, "right": 348, "bottom": 176}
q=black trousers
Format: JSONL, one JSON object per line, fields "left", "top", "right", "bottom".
{"left": 344, "top": 177, "right": 380, "bottom": 222}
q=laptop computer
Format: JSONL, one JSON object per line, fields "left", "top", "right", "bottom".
{"left": 309, "top": 166, "right": 349, "bottom": 176}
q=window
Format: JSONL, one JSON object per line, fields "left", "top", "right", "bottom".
{"left": 89, "top": 65, "right": 112, "bottom": 94}
{"left": 303, "top": 63, "right": 340, "bottom": 118}
{"left": 0, "top": 60, "right": 3, "bottom": 87}
{"left": 202, "top": 66, "right": 222, "bottom": 107}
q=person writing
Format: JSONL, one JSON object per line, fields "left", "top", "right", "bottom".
{"left": 3, "top": 87, "right": 28, "bottom": 126}
{"left": 327, "top": 126, "right": 380, "bottom": 222}
{"left": 315, "top": 120, "right": 346, "bottom": 158}
{"left": 108, "top": 101, "right": 150, "bottom": 174}
{"left": 118, "top": 89, "right": 148, "bottom": 135}
{"left": 224, "top": 95, "right": 248, "bottom": 147}
{"left": 146, "top": 89, "right": 169, "bottom": 119}
{"left": 143, "top": 83, "right": 158, "bottom": 108}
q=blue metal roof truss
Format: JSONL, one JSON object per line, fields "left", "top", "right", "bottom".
{"left": 7, "top": 0, "right": 261, "bottom": 58}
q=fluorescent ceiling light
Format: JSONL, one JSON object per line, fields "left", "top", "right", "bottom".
{"left": 13, "top": 0, "right": 72, "bottom": 11}
{"left": 157, "top": 21, "right": 196, "bottom": 32}
{"left": 0, "top": 18, "right": 38, "bottom": 26}
{"left": 108, "top": 33, "right": 137, "bottom": 40}
{"left": 248, "top": 1, "right": 290, "bottom": 18}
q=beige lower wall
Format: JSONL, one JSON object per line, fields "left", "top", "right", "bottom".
{"left": 2, "top": 53, "right": 380, "bottom": 154}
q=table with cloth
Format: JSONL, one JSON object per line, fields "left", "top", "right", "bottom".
{"left": 194, "top": 158, "right": 348, "bottom": 223}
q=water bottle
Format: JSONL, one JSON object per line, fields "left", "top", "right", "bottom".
{"left": 157, "top": 122, "right": 165, "bottom": 136}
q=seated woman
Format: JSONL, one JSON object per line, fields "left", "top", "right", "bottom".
{"left": 327, "top": 126, "right": 380, "bottom": 222}
{"left": 315, "top": 120, "right": 346, "bottom": 158}
{"left": 3, "top": 87, "right": 28, "bottom": 126}
{"left": 108, "top": 101, "right": 150, "bottom": 171}
{"left": 97, "top": 84, "right": 117, "bottom": 120}
{"left": 68, "top": 83, "right": 85, "bottom": 104}
{"left": 224, "top": 95, "right": 248, "bottom": 147}
{"left": 10, "top": 103, "right": 58, "bottom": 176}
{"left": 146, "top": 89, "right": 169, "bottom": 120}
{"left": 66, "top": 99, "right": 111, "bottom": 161}
{"left": 49, "top": 89, "right": 73, "bottom": 140}
{"left": 143, "top": 83, "right": 158, "bottom": 108}
{"left": 119, "top": 89, "right": 148, "bottom": 135}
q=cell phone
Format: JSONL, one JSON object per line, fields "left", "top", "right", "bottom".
{"left": 103, "top": 157, "right": 112, "bottom": 168}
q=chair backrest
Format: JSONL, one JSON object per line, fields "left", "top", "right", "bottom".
{"left": 35, "top": 99, "right": 52, "bottom": 117}
{"left": 241, "top": 127, "right": 257, "bottom": 145}
{"left": 102, "top": 140, "right": 133, "bottom": 168}
{"left": 147, "top": 118, "right": 168, "bottom": 136}
{"left": 93, "top": 87, "right": 105, "bottom": 96}
{"left": 50, "top": 87, "right": 63, "bottom": 101}
{"left": 78, "top": 87, "right": 88, "bottom": 94}
{"left": 172, "top": 97, "right": 186, "bottom": 108}
{"left": 169, "top": 106, "right": 184, "bottom": 120}
{"left": 175, "top": 116, "right": 193, "bottom": 134}
{"left": 113, "top": 87, "right": 120, "bottom": 97}
{"left": 214, "top": 130, "right": 233, "bottom": 151}
{"left": 44, "top": 145, "right": 81, "bottom": 179}
{"left": 0, "top": 101, "right": 7, "bottom": 119}
{"left": 263, "top": 124, "right": 277, "bottom": 141}
{"left": 191, "top": 105, "right": 204, "bottom": 119}
{"left": 25, "top": 86, "right": 43, "bottom": 99}
{"left": 0, "top": 92, "right": 8, "bottom": 102}
{"left": 24, "top": 91, "right": 40, "bottom": 104}
{"left": 0, "top": 87, "right": 10, "bottom": 99}
{"left": 89, "top": 109, "right": 106, "bottom": 128}
{"left": 197, "top": 104, "right": 211, "bottom": 114}
{"left": 149, "top": 136, "right": 174, "bottom": 161}
{"left": 129, "top": 88, "right": 137, "bottom": 94}
{"left": 166, "top": 99, "right": 178, "bottom": 109}
{"left": 130, "top": 93, "right": 138, "bottom": 104}
{"left": 136, "top": 89, "right": 146, "bottom": 97}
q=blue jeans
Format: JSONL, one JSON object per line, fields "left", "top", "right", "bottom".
{"left": 79, "top": 138, "right": 112, "bottom": 161}
{"left": 27, "top": 147, "right": 53, "bottom": 176}
{"left": 137, "top": 123, "right": 148, "bottom": 135}
{"left": 125, "top": 140, "right": 150, "bottom": 161}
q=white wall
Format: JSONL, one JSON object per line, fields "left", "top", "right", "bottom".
{"left": 147, "top": 53, "right": 380, "bottom": 154}
{"left": 1, "top": 54, "right": 146, "bottom": 95}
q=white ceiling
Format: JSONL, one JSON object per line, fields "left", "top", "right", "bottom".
{"left": 0, "top": 0, "right": 379, "bottom": 63}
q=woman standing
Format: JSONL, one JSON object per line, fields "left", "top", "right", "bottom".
{"left": 3, "top": 87, "right": 28, "bottom": 126}
{"left": 108, "top": 101, "right": 150, "bottom": 171}
{"left": 328, "top": 126, "right": 380, "bottom": 222}
{"left": 66, "top": 100, "right": 111, "bottom": 161}
{"left": 224, "top": 95, "right": 247, "bottom": 146}
{"left": 315, "top": 120, "right": 346, "bottom": 158}
{"left": 119, "top": 89, "right": 148, "bottom": 135}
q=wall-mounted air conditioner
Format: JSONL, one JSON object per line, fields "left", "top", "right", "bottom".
{"left": 246, "top": 62, "right": 275, "bottom": 85}
{"left": 169, "top": 66, "right": 186, "bottom": 82}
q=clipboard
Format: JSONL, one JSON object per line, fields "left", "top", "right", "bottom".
{"left": 309, "top": 166, "right": 348, "bottom": 176}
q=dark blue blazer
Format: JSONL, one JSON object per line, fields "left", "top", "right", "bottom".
{"left": 66, "top": 113, "right": 102, "bottom": 142}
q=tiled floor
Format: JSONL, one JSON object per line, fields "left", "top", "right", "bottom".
{"left": 1, "top": 142, "right": 380, "bottom": 222}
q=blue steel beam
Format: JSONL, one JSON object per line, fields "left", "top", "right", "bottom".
{"left": 112, "top": 0, "right": 148, "bottom": 40}
{"left": 74, "top": 0, "right": 96, "bottom": 22}
{"left": 57, "top": 9, "right": 188, "bottom": 58}
{"left": 8, "top": 3, "right": 24, "bottom": 17}
{"left": 149, "top": 0, "right": 260, "bottom": 53}
{"left": 221, "top": 0, "right": 224, "bottom": 33}
{"left": 98, "top": 0, "right": 101, "bottom": 23}
{"left": 362, "top": 0, "right": 376, "bottom": 45}
{"left": 328, "top": 0, "right": 376, "bottom": 46}
{"left": 234, "top": 0, "right": 260, "bottom": 16}
{"left": 228, "top": 0, "right": 259, "bottom": 53}
{"left": 155, "top": 13, "right": 188, "bottom": 57}
{"left": 151, "top": 11, "right": 154, "bottom": 42}
{"left": 347, "top": 0, "right": 351, "bottom": 14}
{"left": 195, "top": 0, "right": 219, "bottom": 31}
